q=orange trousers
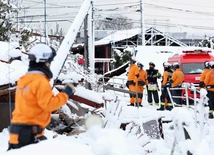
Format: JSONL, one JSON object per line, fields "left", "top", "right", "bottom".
{"left": 129, "top": 85, "right": 138, "bottom": 105}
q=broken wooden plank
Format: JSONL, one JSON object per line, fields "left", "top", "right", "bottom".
{"left": 69, "top": 94, "right": 104, "bottom": 108}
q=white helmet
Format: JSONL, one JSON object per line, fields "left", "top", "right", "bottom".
{"left": 209, "top": 61, "right": 214, "bottom": 68}
{"left": 29, "top": 43, "right": 56, "bottom": 63}
{"left": 163, "top": 62, "right": 171, "bottom": 68}
{"left": 204, "top": 61, "right": 209, "bottom": 68}
{"left": 130, "top": 55, "right": 137, "bottom": 62}
{"left": 172, "top": 62, "right": 180, "bottom": 69}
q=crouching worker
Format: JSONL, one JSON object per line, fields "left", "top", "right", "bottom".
{"left": 8, "top": 43, "right": 75, "bottom": 150}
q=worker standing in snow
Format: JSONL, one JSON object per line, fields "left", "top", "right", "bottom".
{"left": 204, "top": 61, "right": 214, "bottom": 119}
{"left": 157, "top": 62, "right": 173, "bottom": 111}
{"left": 146, "top": 62, "right": 161, "bottom": 106}
{"left": 199, "top": 61, "right": 210, "bottom": 89}
{"left": 8, "top": 43, "right": 76, "bottom": 150}
{"left": 136, "top": 62, "right": 147, "bottom": 107}
{"left": 126, "top": 56, "right": 139, "bottom": 106}
{"left": 170, "top": 62, "right": 184, "bottom": 105}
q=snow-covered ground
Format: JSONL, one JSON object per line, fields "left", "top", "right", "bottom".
{"left": 1, "top": 45, "right": 214, "bottom": 155}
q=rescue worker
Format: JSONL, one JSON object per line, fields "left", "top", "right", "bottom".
{"left": 199, "top": 61, "right": 210, "bottom": 89}
{"left": 204, "top": 61, "right": 214, "bottom": 119}
{"left": 136, "top": 62, "right": 147, "bottom": 107}
{"left": 146, "top": 62, "right": 161, "bottom": 105}
{"left": 8, "top": 43, "right": 76, "bottom": 150}
{"left": 126, "top": 56, "right": 139, "bottom": 106}
{"left": 170, "top": 62, "right": 184, "bottom": 105}
{"left": 157, "top": 62, "right": 173, "bottom": 111}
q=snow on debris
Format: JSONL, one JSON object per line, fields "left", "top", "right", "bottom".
{"left": 75, "top": 87, "right": 104, "bottom": 104}
{"left": 0, "top": 60, "right": 28, "bottom": 85}
{"left": 0, "top": 41, "right": 23, "bottom": 62}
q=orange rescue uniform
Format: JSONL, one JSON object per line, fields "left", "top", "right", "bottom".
{"left": 170, "top": 69, "right": 184, "bottom": 88}
{"left": 136, "top": 69, "right": 147, "bottom": 104}
{"left": 204, "top": 69, "right": 214, "bottom": 91}
{"left": 127, "top": 64, "right": 139, "bottom": 104}
{"left": 204, "top": 69, "right": 214, "bottom": 114}
{"left": 10, "top": 73, "right": 68, "bottom": 144}
{"left": 200, "top": 69, "right": 210, "bottom": 82}
{"left": 199, "top": 68, "right": 210, "bottom": 89}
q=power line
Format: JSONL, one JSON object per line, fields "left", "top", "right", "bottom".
{"left": 96, "top": 19, "right": 214, "bottom": 31}
{"left": 94, "top": 2, "right": 140, "bottom": 6}
{"left": 145, "top": 3, "right": 214, "bottom": 16}
{"left": 147, "top": 0, "right": 214, "bottom": 9}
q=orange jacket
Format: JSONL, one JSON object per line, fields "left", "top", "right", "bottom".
{"left": 162, "top": 71, "right": 172, "bottom": 86}
{"left": 170, "top": 69, "right": 184, "bottom": 88}
{"left": 204, "top": 69, "right": 214, "bottom": 91}
{"left": 11, "top": 72, "right": 68, "bottom": 128}
{"left": 200, "top": 69, "right": 210, "bottom": 82}
{"left": 138, "top": 69, "right": 147, "bottom": 82}
{"left": 138, "top": 69, "right": 147, "bottom": 86}
{"left": 128, "top": 63, "right": 139, "bottom": 82}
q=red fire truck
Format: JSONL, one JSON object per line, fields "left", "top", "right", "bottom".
{"left": 167, "top": 47, "right": 214, "bottom": 104}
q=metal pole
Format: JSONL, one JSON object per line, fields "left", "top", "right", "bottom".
{"left": 16, "top": 0, "right": 19, "bottom": 31}
{"left": 140, "top": 0, "right": 145, "bottom": 46}
{"left": 185, "top": 86, "right": 189, "bottom": 109}
{"left": 167, "top": 87, "right": 175, "bottom": 108}
{"left": 44, "top": 0, "right": 47, "bottom": 43}
{"left": 7, "top": 0, "right": 12, "bottom": 121}
{"left": 193, "top": 87, "right": 197, "bottom": 128}
{"left": 88, "top": 2, "right": 95, "bottom": 73}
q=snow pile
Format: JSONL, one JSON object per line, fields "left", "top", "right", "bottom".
{"left": 2, "top": 139, "right": 93, "bottom": 155}
{"left": 121, "top": 106, "right": 162, "bottom": 124}
{"left": 136, "top": 46, "right": 181, "bottom": 74}
{"left": 0, "top": 60, "right": 28, "bottom": 85}
{"left": 0, "top": 129, "right": 9, "bottom": 153}
{"left": 75, "top": 87, "right": 104, "bottom": 104}
{"left": 0, "top": 41, "right": 24, "bottom": 62}
{"left": 0, "top": 127, "right": 146, "bottom": 155}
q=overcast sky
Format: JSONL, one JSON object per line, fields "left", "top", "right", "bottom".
{"left": 16, "top": 0, "right": 214, "bottom": 35}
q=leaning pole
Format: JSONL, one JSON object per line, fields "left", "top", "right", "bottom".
{"left": 50, "top": 0, "right": 93, "bottom": 84}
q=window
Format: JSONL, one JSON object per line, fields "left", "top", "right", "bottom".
{"left": 182, "top": 63, "right": 204, "bottom": 74}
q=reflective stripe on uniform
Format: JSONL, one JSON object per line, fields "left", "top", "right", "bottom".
{"left": 209, "top": 110, "right": 213, "bottom": 113}
{"left": 148, "top": 102, "right": 153, "bottom": 105}
{"left": 148, "top": 88, "right": 158, "bottom": 91}
{"left": 160, "top": 102, "right": 165, "bottom": 105}
{"left": 167, "top": 103, "right": 173, "bottom": 106}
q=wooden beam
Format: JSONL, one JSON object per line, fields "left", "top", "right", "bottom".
{"left": 69, "top": 95, "right": 104, "bottom": 108}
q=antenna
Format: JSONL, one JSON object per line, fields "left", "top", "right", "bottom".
{"left": 44, "top": 0, "right": 47, "bottom": 43}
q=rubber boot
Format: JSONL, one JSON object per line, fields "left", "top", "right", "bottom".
{"left": 166, "top": 106, "right": 173, "bottom": 111}
{"left": 135, "top": 103, "right": 143, "bottom": 107}
{"left": 209, "top": 113, "right": 214, "bottom": 119}
{"left": 157, "top": 105, "right": 165, "bottom": 111}
{"left": 128, "top": 104, "right": 134, "bottom": 106}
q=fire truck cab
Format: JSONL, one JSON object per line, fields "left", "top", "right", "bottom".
{"left": 167, "top": 47, "right": 214, "bottom": 103}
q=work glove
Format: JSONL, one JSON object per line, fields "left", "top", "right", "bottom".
{"left": 62, "top": 84, "right": 76, "bottom": 97}
{"left": 157, "top": 73, "right": 161, "bottom": 79}
{"left": 126, "top": 82, "right": 129, "bottom": 88}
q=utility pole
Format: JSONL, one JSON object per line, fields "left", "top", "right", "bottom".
{"left": 16, "top": 0, "right": 19, "bottom": 30}
{"left": 140, "top": 0, "right": 145, "bottom": 46}
{"left": 44, "top": 0, "right": 47, "bottom": 43}
{"left": 84, "top": 15, "right": 89, "bottom": 69}
{"left": 84, "top": 15, "right": 91, "bottom": 89}
{"left": 88, "top": 1, "right": 95, "bottom": 73}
